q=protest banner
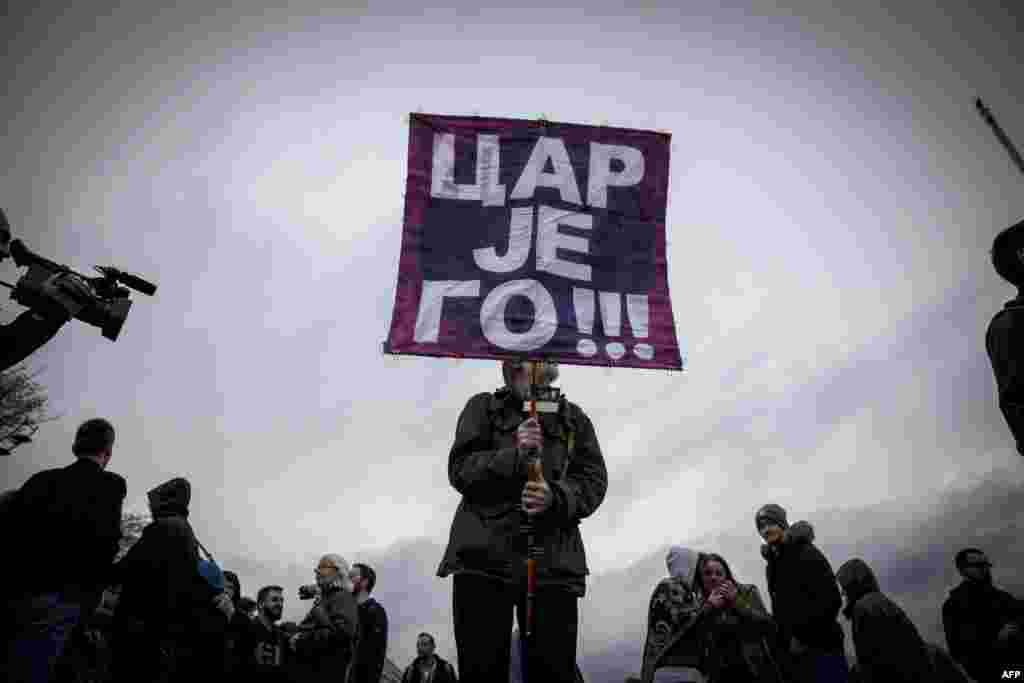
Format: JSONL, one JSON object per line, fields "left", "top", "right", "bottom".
{"left": 385, "top": 113, "right": 682, "bottom": 370}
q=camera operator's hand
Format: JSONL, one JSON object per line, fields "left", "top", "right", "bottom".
{"left": 516, "top": 417, "right": 543, "bottom": 459}
{"left": 41, "top": 272, "right": 91, "bottom": 318}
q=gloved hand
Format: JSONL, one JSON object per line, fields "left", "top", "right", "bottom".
{"left": 41, "top": 272, "right": 91, "bottom": 318}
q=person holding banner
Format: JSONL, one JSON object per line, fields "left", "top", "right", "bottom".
{"left": 437, "top": 359, "right": 608, "bottom": 683}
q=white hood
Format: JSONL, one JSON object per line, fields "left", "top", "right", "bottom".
{"left": 666, "top": 545, "right": 700, "bottom": 586}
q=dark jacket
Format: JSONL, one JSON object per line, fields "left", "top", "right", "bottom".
{"left": 402, "top": 655, "right": 458, "bottom": 683}
{"left": 437, "top": 388, "right": 608, "bottom": 596}
{"left": 986, "top": 296, "right": 1024, "bottom": 455}
{"left": 835, "top": 559, "right": 932, "bottom": 683}
{"left": 942, "top": 578, "right": 1024, "bottom": 681}
{"left": 292, "top": 585, "right": 360, "bottom": 681}
{"left": 761, "top": 522, "right": 844, "bottom": 653}
{"left": 112, "top": 478, "right": 220, "bottom": 635}
{"left": 353, "top": 597, "right": 389, "bottom": 683}
{"left": 237, "top": 616, "right": 292, "bottom": 681}
{"left": 9, "top": 457, "right": 126, "bottom": 605}
{"left": 0, "top": 309, "right": 67, "bottom": 372}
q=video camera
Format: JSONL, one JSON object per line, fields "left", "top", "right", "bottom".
{"left": 297, "top": 583, "right": 321, "bottom": 600}
{"left": 1, "top": 211, "right": 157, "bottom": 341}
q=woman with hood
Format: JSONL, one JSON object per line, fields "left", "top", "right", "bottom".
{"left": 639, "top": 546, "right": 706, "bottom": 682}
{"left": 834, "top": 558, "right": 943, "bottom": 683}
{"left": 692, "top": 553, "right": 783, "bottom": 683}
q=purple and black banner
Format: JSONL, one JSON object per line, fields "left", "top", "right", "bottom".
{"left": 385, "top": 113, "right": 682, "bottom": 370}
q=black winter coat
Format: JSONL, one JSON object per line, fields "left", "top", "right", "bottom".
{"left": 112, "top": 478, "right": 220, "bottom": 636}
{"left": 437, "top": 389, "right": 607, "bottom": 596}
{"left": 761, "top": 522, "right": 845, "bottom": 653}
{"left": 942, "top": 579, "right": 1024, "bottom": 681}
{"left": 10, "top": 458, "right": 126, "bottom": 605}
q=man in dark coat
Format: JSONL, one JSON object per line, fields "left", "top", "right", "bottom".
{"left": 351, "top": 562, "right": 389, "bottom": 683}
{"left": 987, "top": 217, "right": 1024, "bottom": 456}
{"left": 835, "top": 558, "right": 933, "bottom": 683}
{"left": 110, "top": 477, "right": 226, "bottom": 682}
{"left": 437, "top": 360, "right": 608, "bottom": 683}
{"left": 402, "top": 633, "right": 458, "bottom": 683}
{"left": 4, "top": 417, "right": 126, "bottom": 683}
{"left": 756, "top": 505, "right": 847, "bottom": 683}
{"left": 942, "top": 548, "right": 1024, "bottom": 681}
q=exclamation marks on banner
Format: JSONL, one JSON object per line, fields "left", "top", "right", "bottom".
{"left": 626, "top": 294, "right": 654, "bottom": 360}
{"left": 572, "top": 289, "right": 654, "bottom": 360}
{"left": 573, "top": 287, "right": 598, "bottom": 357}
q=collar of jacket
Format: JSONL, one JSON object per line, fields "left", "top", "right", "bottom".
{"left": 491, "top": 386, "right": 575, "bottom": 422}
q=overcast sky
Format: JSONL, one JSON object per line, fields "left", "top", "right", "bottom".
{"left": 3, "top": 0, "right": 1023, "bottom": 673}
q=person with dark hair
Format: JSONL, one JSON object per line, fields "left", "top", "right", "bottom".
{"left": 691, "top": 553, "right": 782, "bottom": 683}
{"left": 402, "top": 633, "right": 458, "bottom": 683}
{"left": 437, "top": 360, "right": 607, "bottom": 683}
{"left": 942, "top": 548, "right": 1024, "bottom": 681}
{"left": 835, "top": 558, "right": 933, "bottom": 683}
{"left": 109, "top": 477, "right": 228, "bottom": 682}
{"left": 0, "top": 208, "right": 93, "bottom": 372}
{"left": 222, "top": 570, "right": 254, "bottom": 676}
{"left": 755, "top": 504, "right": 847, "bottom": 683}
{"left": 987, "top": 218, "right": 1024, "bottom": 456}
{"left": 4, "top": 417, "right": 126, "bottom": 683}
{"left": 236, "top": 585, "right": 291, "bottom": 681}
{"left": 351, "top": 562, "right": 389, "bottom": 683}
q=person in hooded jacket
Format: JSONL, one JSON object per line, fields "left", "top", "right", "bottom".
{"left": 834, "top": 558, "right": 933, "bottom": 683}
{"left": 109, "top": 477, "right": 229, "bottom": 682}
{"left": 638, "top": 546, "right": 706, "bottom": 683}
{"left": 755, "top": 504, "right": 847, "bottom": 683}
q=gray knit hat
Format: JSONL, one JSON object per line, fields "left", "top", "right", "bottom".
{"left": 755, "top": 504, "right": 789, "bottom": 530}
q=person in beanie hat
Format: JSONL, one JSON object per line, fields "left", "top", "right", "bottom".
{"left": 756, "top": 504, "right": 847, "bottom": 683}
{"left": 987, "top": 218, "right": 1024, "bottom": 456}
{"left": 3, "top": 417, "right": 126, "bottom": 683}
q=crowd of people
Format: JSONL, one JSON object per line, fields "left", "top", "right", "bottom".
{"left": 634, "top": 511, "right": 1023, "bottom": 683}
{"left": 1, "top": 419, "right": 399, "bottom": 683}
